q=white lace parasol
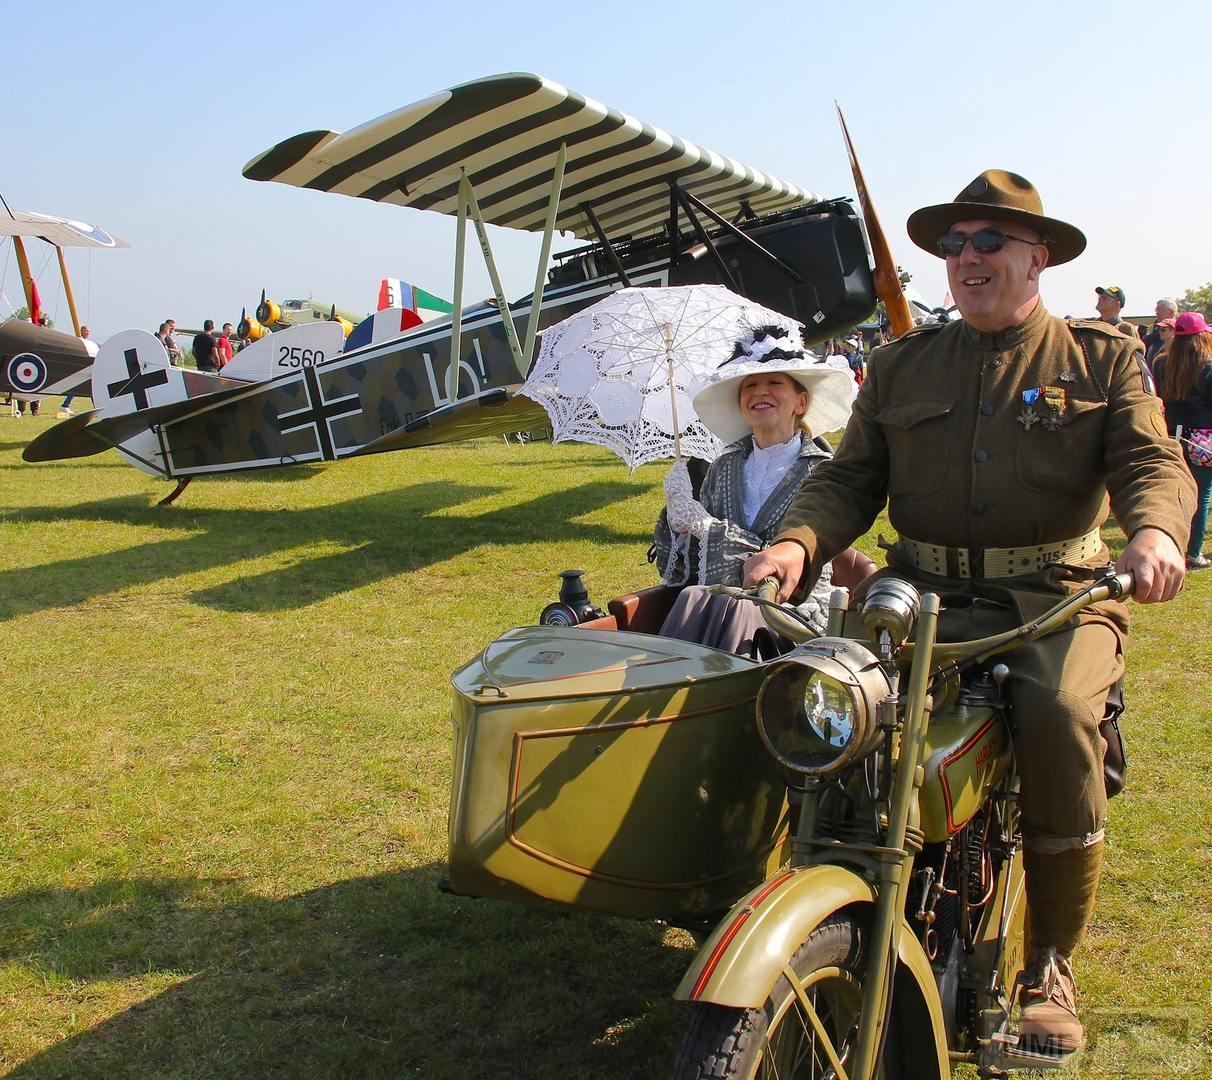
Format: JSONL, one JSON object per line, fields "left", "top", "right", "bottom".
{"left": 520, "top": 284, "right": 804, "bottom": 471}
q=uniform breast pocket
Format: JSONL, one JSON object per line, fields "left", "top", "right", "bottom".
{"left": 1016, "top": 397, "right": 1107, "bottom": 496}
{"left": 877, "top": 399, "right": 954, "bottom": 500}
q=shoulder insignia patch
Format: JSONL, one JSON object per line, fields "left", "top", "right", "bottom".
{"left": 1136, "top": 354, "right": 1156, "bottom": 395}
{"left": 1150, "top": 410, "right": 1167, "bottom": 438}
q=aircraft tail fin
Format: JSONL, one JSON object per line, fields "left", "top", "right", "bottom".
{"left": 220, "top": 321, "right": 346, "bottom": 382}
{"left": 377, "top": 277, "right": 454, "bottom": 320}
{"left": 92, "top": 330, "right": 240, "bottom": 417}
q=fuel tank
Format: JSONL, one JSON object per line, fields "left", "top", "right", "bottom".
{"left": 446, "top": 626, "right": 790, "bottom": 921}
{"left": 918, "top": 703, "right": 1013, "bottom": 842}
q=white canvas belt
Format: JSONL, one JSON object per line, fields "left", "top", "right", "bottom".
{"left": 896, "top": 527, "right": 1103, "bottom": 579}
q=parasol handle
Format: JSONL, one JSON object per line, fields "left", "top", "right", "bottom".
{"left": 664, "top": 322, "right": 683, "bottom": 459}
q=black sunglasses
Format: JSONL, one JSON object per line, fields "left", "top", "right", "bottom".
{"left": 935, "top": 228, "right": 1042, "bottom": 257}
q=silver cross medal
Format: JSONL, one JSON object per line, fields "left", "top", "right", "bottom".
{"left": 1017, "top": 406, "right": 1040, "bottom": 430}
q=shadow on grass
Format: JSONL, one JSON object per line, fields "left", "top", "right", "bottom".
{"left": 0, "top": 477, "right": 653, "bottom": 619}
{"left": 1, "top": 868, "right": 690, "bottom": 1079}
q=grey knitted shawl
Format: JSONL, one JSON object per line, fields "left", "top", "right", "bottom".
{"left": 653, "top": 434, "right": 835, "bottom": 634}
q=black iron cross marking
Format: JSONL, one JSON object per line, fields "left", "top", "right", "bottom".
{"left": 108, "top": 347, "right": 169, "bottom": 410}
{"left": 275, "top": 365, "right": 362, "bottom": 460}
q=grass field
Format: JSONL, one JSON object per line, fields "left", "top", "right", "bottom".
{"left": 1, "top": 419, "right": 1209, "bottom": 1079}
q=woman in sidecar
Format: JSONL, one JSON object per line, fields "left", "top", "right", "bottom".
{"left": 652, "top": 324, "right": 873, "bottom": 656}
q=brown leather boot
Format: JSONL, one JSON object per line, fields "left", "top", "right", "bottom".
{"left": 1018, "top": 947, "right": 1083, "bottom": 1055}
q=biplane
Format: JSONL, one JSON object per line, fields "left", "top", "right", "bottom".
{"left": 25, "top": 72, "right": 905, "bottom": 499}
{"left": 1, "top": 209, "right": 128, "bottom": 403}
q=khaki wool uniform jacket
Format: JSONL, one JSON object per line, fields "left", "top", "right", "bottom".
{"left": 775, "top": 300, "right": 1195, "bottom": 846}
{"left": 778, "top": 301, "right": 1193, "bottom": 603}
{"left": 1106, "top": 317, "right": 1143, "bottom": 345}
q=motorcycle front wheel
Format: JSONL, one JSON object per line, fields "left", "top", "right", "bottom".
{"left": 672, "top": 913, "right": 924, "bottom": 1080}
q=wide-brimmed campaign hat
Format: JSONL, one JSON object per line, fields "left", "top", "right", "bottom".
{"left": 906, "top": 169, "right": 1087, "bottom": 266}
{"left": 692, "top": 326, "right": 856, "bottom": 443}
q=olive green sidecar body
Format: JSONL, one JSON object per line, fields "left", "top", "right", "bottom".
{"left": 447, "top": 622, "right": 791, "bottom": 921}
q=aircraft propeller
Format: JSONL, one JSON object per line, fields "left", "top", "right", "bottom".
{"left": 237, "top": 306, "right": 267, "bottom": 342}
{"left": 255, "top": 288, "right": 281, "bottom": 327}
{"left": 836, "top": 104, "right": 915, "bottom": 339}
{"left": 327, "top": 303, "right": 354, "bottom": 338}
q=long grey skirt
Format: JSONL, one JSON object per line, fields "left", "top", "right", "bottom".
{"left": 658, "top": 585, "right": 776, "bottom": 659}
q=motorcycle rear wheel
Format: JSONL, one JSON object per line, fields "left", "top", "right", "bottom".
{"left": 672, "top": 914, "right": 921, "bottom": 1079}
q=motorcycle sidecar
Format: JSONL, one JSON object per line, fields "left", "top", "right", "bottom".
{"left": 445, "top": 587, "right": 791, "bottom": 923}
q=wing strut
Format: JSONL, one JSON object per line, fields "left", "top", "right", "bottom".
{"left": 581, "top": 201, "right": 632, "bottom": 288}
{"left": 54, "top": 245, "right": 82, "bottom": 335}
{"left": 672, "top": 183, "right": 739, "bottom": 292}
{"left": 461, "top": 172, "right": 524, "bottom": 373}
{"left": 522, "top": 142, "right": 567, "bottom": 367}
{"left": 678, "top": 187, "right": 804, "bottom": 284}
{"left": 448, "top": 178, "right": 469, "bottom": 401}
{"left": 447, "top": 146, "right": 569, "bottom": 396}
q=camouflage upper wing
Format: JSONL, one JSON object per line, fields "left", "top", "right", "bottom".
{"left": 355, "top": 386, "right": 549, "bottom": 455}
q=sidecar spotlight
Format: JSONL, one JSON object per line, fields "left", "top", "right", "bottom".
{"left": 755, "top": 639, "right": 891, "bottom": 776}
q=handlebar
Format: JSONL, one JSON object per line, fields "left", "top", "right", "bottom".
{"left": 713, "top": 567, "right": 1136, "bottom": 658}
{"left": 709, "top": 577, "right": 820, "bottom": 642}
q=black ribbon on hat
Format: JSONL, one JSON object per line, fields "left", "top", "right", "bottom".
{"left": 719, "top": 324, "right": 806, "bottom": 368}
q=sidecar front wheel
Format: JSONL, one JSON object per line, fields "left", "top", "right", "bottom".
{"left": 672, "top": 913, "right": 920, "bottom": 1079}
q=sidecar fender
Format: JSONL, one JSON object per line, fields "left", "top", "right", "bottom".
{"left": 675, "top": 864, "right": 949, "bottom": 1076}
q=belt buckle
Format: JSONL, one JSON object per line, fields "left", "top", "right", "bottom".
{"left": 968, "top": 547, "right": 985, "bottom": 579}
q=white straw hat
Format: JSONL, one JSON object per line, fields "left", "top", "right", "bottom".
{"left": 692, "top": 326, "right": 857, "bottom": 444}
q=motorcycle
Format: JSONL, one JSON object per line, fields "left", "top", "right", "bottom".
{"left": 443, "top": 566, "right": 1132, "bottom": 1079}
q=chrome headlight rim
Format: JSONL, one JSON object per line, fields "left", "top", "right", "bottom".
{"left": 755, "top": 638, "right": 891, "bottom": 776}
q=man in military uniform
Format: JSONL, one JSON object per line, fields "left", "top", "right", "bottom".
{"left": 744, "top": 170, "right": 1194, "bottom": 1054}
{"left": 1095, "top": 284, "right": 1143, "bottom": 343}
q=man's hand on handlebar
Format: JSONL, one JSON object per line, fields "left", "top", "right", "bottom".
{"left": 1115, "top": 527, "right": 1186, "bottom": 603}
{"left": 743, "top": 541, "right": 806, "bottom": 604}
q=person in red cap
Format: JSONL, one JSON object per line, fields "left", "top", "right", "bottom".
{"left": 1153, "top": 311, "right": 1212, "bottom": 568}
{"left": 745, "top": 169, "right": 1195, "bottom": 1057}
{"left": 1143, "top": 298, "right": 1179, "bottom": 363}
{"left": 1095, "top": 285, "right": 1143, "bottom": 343}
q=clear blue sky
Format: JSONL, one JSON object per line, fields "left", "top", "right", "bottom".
{"left": 5, "top": 0, "right": 1208, "bottom": 339}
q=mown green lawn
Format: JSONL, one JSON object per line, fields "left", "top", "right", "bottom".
{"left": 1, "top": 420, "right": 1208, "bottom": 1078}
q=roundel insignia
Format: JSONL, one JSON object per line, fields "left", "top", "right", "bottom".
{"left": 7, "top": 352, "right": 48, "bottom": 393}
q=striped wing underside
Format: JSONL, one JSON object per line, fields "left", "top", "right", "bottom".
{"left": 243, "top": 72, "right": 817, "bottom": 241}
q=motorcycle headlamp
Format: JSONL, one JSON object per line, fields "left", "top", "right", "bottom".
{"left": 755, "top": 638, "right": 892, "bottom": 776}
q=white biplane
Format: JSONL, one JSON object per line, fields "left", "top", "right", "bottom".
{"left": 1, "top": 209, "right": 128, "bottom": 405}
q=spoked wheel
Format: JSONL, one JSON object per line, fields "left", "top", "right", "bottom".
{"left": 673, "top": 914, "right": 917, "bottom": 1080}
